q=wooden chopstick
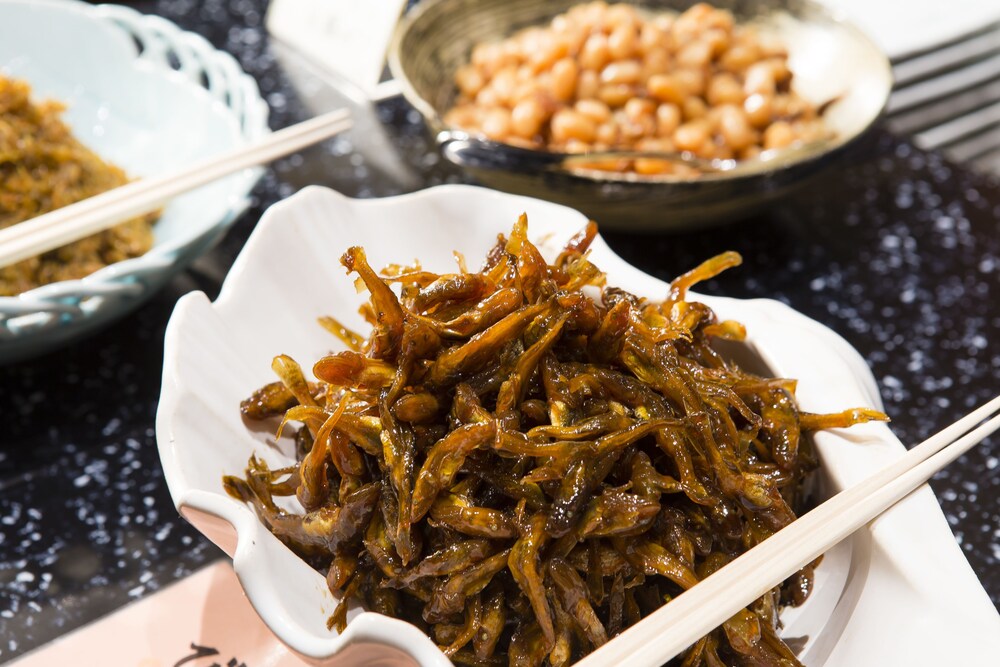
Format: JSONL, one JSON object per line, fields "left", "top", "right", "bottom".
{"left": 575, "top": 394, "right": 1000, "bottom": 667}
{"left": 0, "top": 107, "right": 353, "bottom": 271}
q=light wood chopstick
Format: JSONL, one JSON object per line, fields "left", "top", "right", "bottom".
{"left": 0, "top": 107, "right": 353, "bottom": 270}
{"left": 575, "top": 394, "right": 1000, "bottom": 667}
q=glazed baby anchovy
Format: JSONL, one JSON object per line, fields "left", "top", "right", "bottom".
{"left": 224, "top": 215, "right": 887, "bottom": 667}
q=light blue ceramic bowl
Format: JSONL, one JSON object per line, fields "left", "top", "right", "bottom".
{"left": 0, "top": 0, "right": 269, "bottom": 363}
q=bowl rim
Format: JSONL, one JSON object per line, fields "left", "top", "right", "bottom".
{"left": 386, "top": 0, "right": 894, "bottom": 184}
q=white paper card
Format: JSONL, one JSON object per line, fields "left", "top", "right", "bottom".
{"left": 265, "top": 0, "right": 407, "bottom": 97}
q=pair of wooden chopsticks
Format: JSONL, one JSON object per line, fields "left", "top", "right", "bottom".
{"left": 0, "top": 108, "right": 353, "bottom": 272}
{"left": 574, "top": 394, "right": 1000, "bottom": 667}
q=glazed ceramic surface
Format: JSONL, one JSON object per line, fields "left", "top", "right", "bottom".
{"left": 156, "top": 185, "right": 1000, "bottom": 665}
{"left": 0, "top": 0, "right": 269, "bottom": 362}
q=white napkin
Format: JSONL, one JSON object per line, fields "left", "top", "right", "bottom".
{"left": 820, "top": 0, "right": 1000, "bottom": 60}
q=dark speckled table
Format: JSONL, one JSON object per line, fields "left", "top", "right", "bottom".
{"left": 0, "top": 0, "right": 998, "bottom": 662}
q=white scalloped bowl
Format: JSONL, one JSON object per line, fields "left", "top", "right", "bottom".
{"left": 157, "top": 185, "right": 1000, "bottom": 665}
{"left": 0, "top": 0, "right": 269, "bottom": 363}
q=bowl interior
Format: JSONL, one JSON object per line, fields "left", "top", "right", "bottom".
{"left": 159, "top": 185, "right": 901, "bottom": 662}
{"left": 391, "top": 0, "right": 890, "bottom": 179}
{"left": 0, "top": 0, "right": 249, "bottom": 249}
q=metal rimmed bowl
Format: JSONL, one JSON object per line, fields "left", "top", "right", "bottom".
{"left": 388, "top": 0, "right": 892, "bottom": 231}
{"left": 0, "top": 0, "right": 269, "bottom": 363}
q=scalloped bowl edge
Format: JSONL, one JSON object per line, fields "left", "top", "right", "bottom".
{"left": 157, "top": 185, "right": 1000, "bottom": 665}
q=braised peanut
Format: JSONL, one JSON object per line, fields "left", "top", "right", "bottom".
{"left": 444, "top": 2, "right": 829, "bottom": 176}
